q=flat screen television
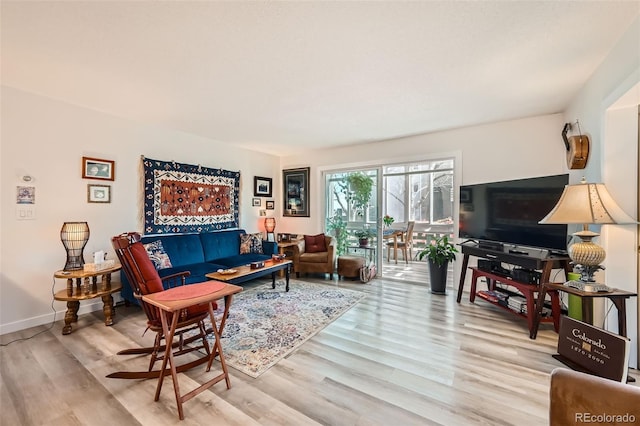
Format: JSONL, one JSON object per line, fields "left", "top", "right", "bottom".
{"left": 459, "top": 174, "right": 569, "bottom": 252}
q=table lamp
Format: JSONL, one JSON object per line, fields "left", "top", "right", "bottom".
{"left": 539, "top": 178, "right": 635, "bottom": 282}
{"left": 61, "top": 222, "right": 90, "bottom": 271}
{"left": 264, "top": 217, "right": 276, "bottom": 242}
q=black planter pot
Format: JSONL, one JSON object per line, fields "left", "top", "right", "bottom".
{"left": 428, "top": 260, "right": 449, "bottom": 294}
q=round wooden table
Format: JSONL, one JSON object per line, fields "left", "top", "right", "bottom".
{"left": 53, "top": 265, "right": 121, "bottom": 335}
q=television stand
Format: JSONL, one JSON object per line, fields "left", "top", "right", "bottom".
{"left": 456, "top": 242, "right": 571, "bottom": 339}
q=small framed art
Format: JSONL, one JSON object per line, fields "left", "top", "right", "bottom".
{"left": 87, "top": 184, "right": 111, "bottom": 203}
{"left": 82, "top": 157, "right": 115, "bottom": 181}
{"left": 252, "top": 198, "right": 261, "bottom": 207}
{"left": 266, "top": 200, "right": 275, "bottom": 210}
{"left": 254, "top": 176, "right": 273, "bottom": 197}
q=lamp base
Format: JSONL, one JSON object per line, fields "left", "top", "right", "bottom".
{"left": 568, "top": 230, "right": 605, "bottom": 282}
{"left": 64, "top": 255, "right": 85, "bottom": 271}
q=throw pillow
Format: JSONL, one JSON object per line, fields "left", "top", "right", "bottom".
{"left": 143, "top": 240, "right": 173, "bottom": 270}
{"left": 240, "top": 233, "right": 264, "bottom": 254}
{"left": 304, "top": 233, "right": 327, "bottom": 253}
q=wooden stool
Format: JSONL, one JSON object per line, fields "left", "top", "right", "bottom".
{"left": 338, "top": 255, "right": 365, "bottom": 279}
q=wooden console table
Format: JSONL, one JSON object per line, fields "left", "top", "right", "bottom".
{"left": 467, "top": 267, "right": 561, "bottom": 337}
{"left": 456, "top": 243, "right": 570, "bottom": 338}
{"left": 53, "top": 265, "right": 121, "bottom": 335}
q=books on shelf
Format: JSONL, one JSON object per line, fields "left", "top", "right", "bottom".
{"left": 507, "top": 295, "right": 527, "bottom": 314}
{"left": 556, "top": 316, "right": 630, "bottom": 382}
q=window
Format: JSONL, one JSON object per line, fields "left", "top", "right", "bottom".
{"left": 383, "top": 159, "right": 454, "bottom": 228}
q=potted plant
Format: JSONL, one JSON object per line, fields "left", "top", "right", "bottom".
{"left": 418, "top": 235, "right": 458, "bottom": 294}
{"left": 344, "top": 172, "right": 374, "bottom": 211}
{"left": 326, "top": 214, "right": 348, "bottom": 255}
{"left": 354, "top": 228, "right": 374, "bottom": 247}
{"left": 383, "top": 214, "right": 394, "bottom": 228}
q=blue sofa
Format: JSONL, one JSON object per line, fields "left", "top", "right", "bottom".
{"left": 119, "top": 229, "right": 277, "bottom": 304}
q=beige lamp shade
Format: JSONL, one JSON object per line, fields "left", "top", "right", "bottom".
{"left": 539, "top": 178, "right": 636, "bottom": 279}
{"left": 539, "top": 178, "right": 636, "bottom": 225}
{"left": 61, "top": 221, "right": 90, "bottom": 271}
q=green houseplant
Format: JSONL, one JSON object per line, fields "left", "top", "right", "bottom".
{"left": 354, "top": 228, "right": 374, "bottom": 247}
{"left": 418, "top": 235, "right": 458, "bottom": 294}
{"left": 344, "top": 172, "right": 374, "bottom": 211}
{"left": 326, "top": 214, "right": 348, "bottom": 255}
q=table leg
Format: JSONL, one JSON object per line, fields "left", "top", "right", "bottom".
{"left": 62, "top": 300, "right": 80, "bottom": 335}
{"left": 531, "top": 285, "right": 548, "bottom": 339}
{"left": 456, "top": 254, "right": 470, "bottom": 303}
{"left": 610, "top": 297, "right": 628, "bottom": 337}
{"left": 394, "top": 235, "right": 398, "bottom": 264}
{"left": 154, "top": 311, "right": 183, "bottom": 419}
{"left": 101, "top": 294, "right": 115, "bottom": 326}
{"left": 550, "top": 290, "right": 561, "bottom": 332}
{"left": 582, "top": 299, "right": 594, "bottom": 325}
{"left": 271, "top": 271, "right": 276, "bottom": 289}
{"left": 469, "top": 268, "right": 479, "bottom": 303}
{"left": 285, "top": 264, "right": 290, "bottom": 292}
{"left": 206, "top": 301, "right": 231, "bottom": 389}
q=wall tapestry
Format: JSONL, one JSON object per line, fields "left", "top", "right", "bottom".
{"left": 142, "top": 156, "right": 240, "bottom": 234}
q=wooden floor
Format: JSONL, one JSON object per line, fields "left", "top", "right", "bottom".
{"left": 1, "top": 276, "right": 638, "bottom": 426}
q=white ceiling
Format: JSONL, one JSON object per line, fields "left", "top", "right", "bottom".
{"left": 2, "top": 1, "right": 639, "bottom": 155}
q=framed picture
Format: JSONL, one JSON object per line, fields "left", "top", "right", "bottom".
{"left": 82, "top": 157, "right": 115, "bottom": 181}
{"left": 283, "top": 167, "right": 310, "bottom": 217}
{"left": 460, "top": 188, "right": 473, "bottom": 203}
{"left": 252, "top": 198, "right": 261, "bottom": 207}
{"left": 266, "top": 200, "right": 275, "bottom": 210}
{"left": 87, "top": 184, "right": 111, "bottom": 203}
{"left": 254, "top": 176, "right": 272, "bottom": 197}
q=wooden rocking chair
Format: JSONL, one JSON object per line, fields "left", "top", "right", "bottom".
{"left": 108, "top": 232, "right": 216, "bottom": 379}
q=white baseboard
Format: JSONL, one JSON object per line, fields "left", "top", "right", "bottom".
{"left": 0, "top": 293, "right": 124, "bottom": 336}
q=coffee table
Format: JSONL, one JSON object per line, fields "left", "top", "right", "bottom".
{"left": 206, "top": 259, "right": 292, "bottom": 291}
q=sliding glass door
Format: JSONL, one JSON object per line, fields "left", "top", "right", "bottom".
{"left": 324, "top": 169, "right": 381, "bottom": 267}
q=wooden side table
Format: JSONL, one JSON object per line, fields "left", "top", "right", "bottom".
{"left": 277, "top": 239, "right": 301, "bottom": 255}
{"left": 532, "top": 282, "right": 638, "bottom": 339}
{"left": 53, "top": 265, "right": 122, "bottom": 335}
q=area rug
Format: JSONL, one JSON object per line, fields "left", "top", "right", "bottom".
{"left": 206, "top": 280, "right": 365, "bottom": 378}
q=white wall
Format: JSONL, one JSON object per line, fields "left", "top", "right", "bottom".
{"left": 0, "top": 87, "right": 281, "bottom": 334}
{"left": 564, "top": 15, "right": 639, "bottom": 367}
{"left": 280, "top": 113, "right": 567, "bottom": 235}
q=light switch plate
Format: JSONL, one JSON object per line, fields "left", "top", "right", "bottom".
{"left": 16, "top": 206, "right": 36, "bottom": 220}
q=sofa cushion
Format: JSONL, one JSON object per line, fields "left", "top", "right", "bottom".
{"left": 158, "top": 262, "right": 226, "bottom": 284}
{"left": 141, "top": 233, "right": 204, "bottom": 267}
{"left": 215, "top": 253, "right": 270, "bottom": 268}
{"left": 240, "top": 233, "right": 264, "bottom": 254}
{"left": 300, "top": 252, "right": 329, "bottom": 263}
{"left": 200, "top": 230, "right": 242, "bottom": 262}
{"left": 143, "top": 240, "right": 173, "bottom": 270}
{"left": 304, "top": 233, "right": 327, "bottom": 253}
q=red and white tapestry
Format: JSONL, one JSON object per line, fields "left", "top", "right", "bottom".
{"left": 142, "top": 157, "right": 240, "bottom": 234}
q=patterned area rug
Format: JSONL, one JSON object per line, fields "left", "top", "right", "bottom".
{"left": 208, "top": 280, "right": 365, "bottom": 378}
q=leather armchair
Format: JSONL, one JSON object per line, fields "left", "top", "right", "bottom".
{"left": 549, "top": 367, "right": 640, "bottom": 425}
{"left": 292, "top": 235, "right": 336, "bottom": 280}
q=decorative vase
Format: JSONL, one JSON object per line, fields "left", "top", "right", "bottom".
{"left": 358, "top": 237, "right": 369, "bottom": 247}
{"left": 428, "top": 260, "right": 448, "bottom": 294}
